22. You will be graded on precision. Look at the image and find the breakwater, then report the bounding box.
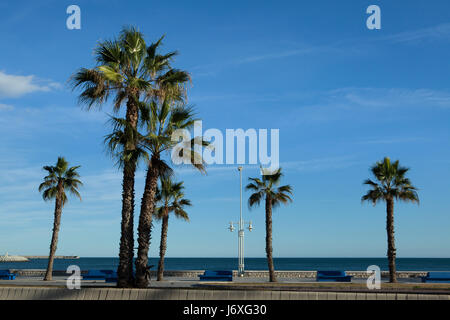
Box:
[24,256,80,259]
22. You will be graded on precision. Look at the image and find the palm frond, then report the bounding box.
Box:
[70,68,110,109]
[248,191,264,208]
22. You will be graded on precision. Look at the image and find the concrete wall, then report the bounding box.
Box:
[10,269,427,279]
[0,287,448,300]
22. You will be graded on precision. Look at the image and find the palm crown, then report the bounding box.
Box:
[246,168,293,208]
[106,97,207,173]
[154,178,192,221]
[71,27,189,110]
[104,115,148,168]
[141,98,207,171]
[362,157,419,205]
[38,157,82,206]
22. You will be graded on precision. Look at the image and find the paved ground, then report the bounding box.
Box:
[1,276,449,300]
[0,284,448,300]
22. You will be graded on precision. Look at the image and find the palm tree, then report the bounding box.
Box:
[246,167,293,282]
[134,98,207,287]
[71,27,189,287]
[39,157,82,281]
[362,157,419,283]
[154,178,191,281]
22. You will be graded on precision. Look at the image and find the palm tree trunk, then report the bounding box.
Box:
[117,162,136,287]
[386,198,397,283]
[135,155,160,288]
[157,212,169,281]
[44,185,63,281]
[265,196,276,282]
[117,96,139,288]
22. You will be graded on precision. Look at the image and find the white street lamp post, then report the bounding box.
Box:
[228,166,253,277]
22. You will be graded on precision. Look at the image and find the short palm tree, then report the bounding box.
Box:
[362,157,419,283]
[39,157,82,281]
[246,167,293,282]
[154,178,191,281]
[71,27,189,287]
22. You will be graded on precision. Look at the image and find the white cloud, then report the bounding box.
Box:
[0,71,60,98]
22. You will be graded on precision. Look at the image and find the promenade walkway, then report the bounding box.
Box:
[0,276,449,300]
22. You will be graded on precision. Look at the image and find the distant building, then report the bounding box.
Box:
[0,252,29,262]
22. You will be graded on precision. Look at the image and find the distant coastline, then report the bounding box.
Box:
[23,256,80,260]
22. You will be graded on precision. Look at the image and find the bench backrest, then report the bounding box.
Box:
[427,272,450,279]
[86,270,107,276]
[203,270,233,276]
[100,270,115,275]
[317,270,346,277]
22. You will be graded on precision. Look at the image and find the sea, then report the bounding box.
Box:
[1,257,450,271]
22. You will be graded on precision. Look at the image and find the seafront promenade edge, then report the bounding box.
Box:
[0,287,449,300]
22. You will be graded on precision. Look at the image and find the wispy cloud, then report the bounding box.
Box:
[174,157,360,176]
[0,165,124,226]
[385,23,450,44]
[196,196,239,203]
[0,103,13,110]
[233,47,321,64]
[282,156,361,172]
[355,137,427,145]
[331,87,450,109]
[0,71,60,98]
[191,22,450,79]
[190,44,338,78]
[283,87,450,125]
[0,104,108,141]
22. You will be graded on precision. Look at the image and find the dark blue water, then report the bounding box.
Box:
[1,258,450,271]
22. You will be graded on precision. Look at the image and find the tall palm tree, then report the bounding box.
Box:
[134,98,207,287]
[154,178,191,281]
[362,157,419,283]
[71,27,189,287]
[39,157,82,281]
[246,167,293,282]
[108,98,206,287]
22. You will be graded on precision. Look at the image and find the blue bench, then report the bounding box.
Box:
[316,270,353,282]
[0,270,16,280]
[83,270,110,280]
[421,272,450,283]
[199,270,233,282]
[105,271,118,283]
[103,271,139,283]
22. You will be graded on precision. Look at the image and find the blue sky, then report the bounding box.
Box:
[0,0,449,258]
